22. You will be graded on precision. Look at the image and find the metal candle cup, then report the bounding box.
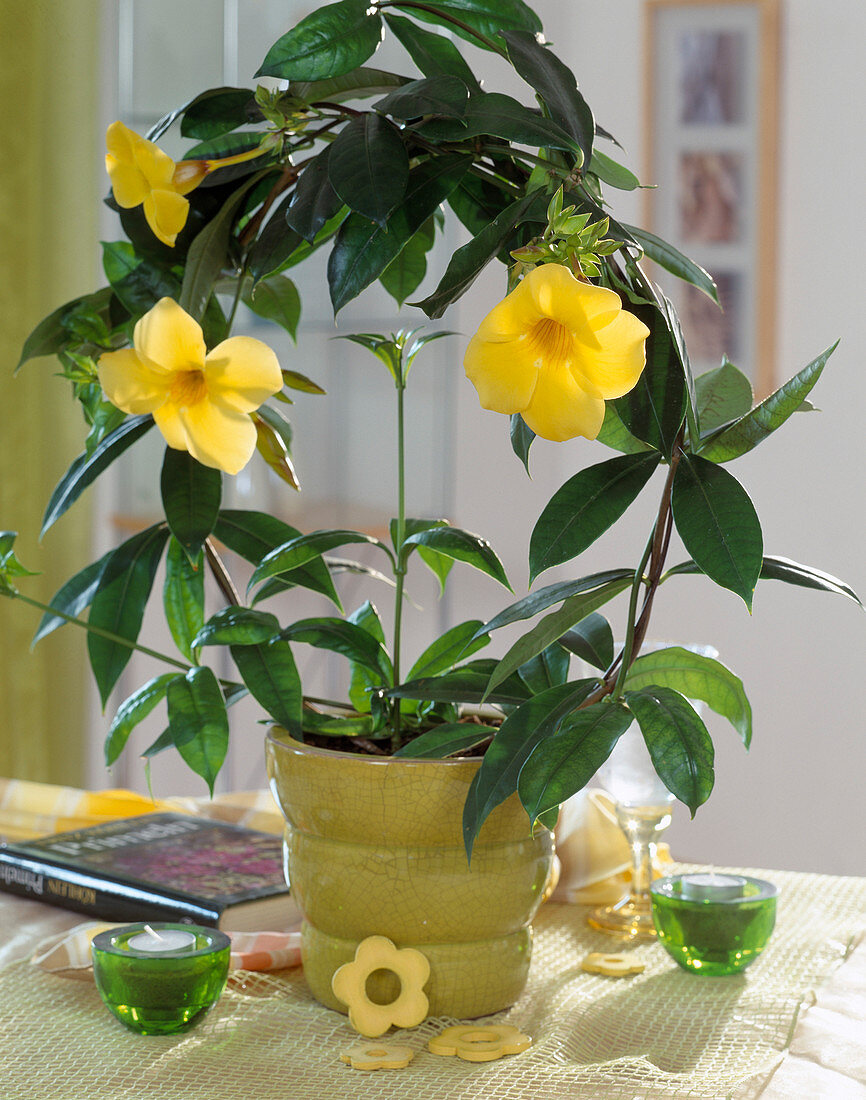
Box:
[650,875,778,976]
[91,922,230,1035]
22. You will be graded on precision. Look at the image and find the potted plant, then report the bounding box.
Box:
[2,0,859,1017]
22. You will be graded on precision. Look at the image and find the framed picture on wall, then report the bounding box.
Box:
[644,0,779,396]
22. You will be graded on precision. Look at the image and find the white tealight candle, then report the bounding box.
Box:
[679,873,748,902]
[126,925,198,953]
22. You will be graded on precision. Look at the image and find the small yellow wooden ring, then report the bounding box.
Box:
[428,1023,533,1063]
[331,935,430,1038]
[339,1041,415,1071]
[580,951,646,977]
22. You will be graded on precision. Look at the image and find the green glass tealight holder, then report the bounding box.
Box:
[91,923,231,1035]
[650,874,778,976]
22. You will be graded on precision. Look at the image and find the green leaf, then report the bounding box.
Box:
[87,525,170,706]
[623,224,719,304]
[104,673,179,766]
[695,360,754,436]
[588,149,640,190]
[464,678,599,855]
[328,154,470,313]
[231,638,303,737]
[214,509,340,608]
[516,643,570,696]
[393,723,495,759]
[328,114,409,228]
[756,556,864,607]
[501,30,593,164]
[194,606,281,647]
[300,709,377,737]
[698,344,837,462]
[558,612,614,671]
[407,620,489,680]
[290,65,410,103]
[417,91,581,153]
[625,686,715,814]
[281,616,392,681]
[417,545,454,594]
[248,197,303,283]
[244,274,301,340]
[346,600,387,713]
[375,75,469,119]
[518,701,633,822]
[33,552,112,644]
[384,14,480,87]
[167,667,229,794]
[478,570,635,637]
[672,454,763,610]
[389,658,532,707]
[257,0,383,81]
[417,189,546,318]
[160,448,222,561]
[404,526,511,589]
[285,151,344,243]
[163,539,205,662]
[394,0,542,48]
[624,646,752,748]
[510,414,535,474]
[179,174,264,320]
[250,529,392,591]
[484,579,632,697]
[181,87,255,139]
[613,303,686,458]
[102,242,182,315]
[379,215,436,306]
[595,402,654,455]
[529,452,660,582]
[281,369,326,395]
[17,288,114,370]
[42,416,154,536]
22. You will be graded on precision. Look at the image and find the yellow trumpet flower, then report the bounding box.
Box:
[105,121,271,247]
[98,298,282,475]
[464,264,650,442]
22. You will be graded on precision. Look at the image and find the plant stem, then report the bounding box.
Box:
[391,370,407,751]
[10,591,190,672]
[609,529,655,702]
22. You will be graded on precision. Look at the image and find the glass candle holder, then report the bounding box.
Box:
[91,923,231,1034]
[650,874,778,976]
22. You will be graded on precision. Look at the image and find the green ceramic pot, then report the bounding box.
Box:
[265,729,554,1019]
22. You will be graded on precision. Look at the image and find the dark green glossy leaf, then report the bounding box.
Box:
[328,154,470,313]
[558,612,614,670]
[518,701,633,822]
[613,303,686,458]
[214,510,340,608]
[249,197,304,283]
[257,0,383,81]
[667,555,864,611]
[88,525,170,705]
[695,360,754,436]
[384,13,480,87]
[626,686,715,815]
[231,638,303,737]
[393,723,495,759]
[595,402,654,455]
[393,0,541,49]
[698,344,837,462]
[163,538,205,662]
[251,529,392,591]
[104,673,178,766]
[328,114,409,227]
[418,546,454,594]
[404,526,510,589]
[389,659,531,706]
[285,152,343,244]
[181,87,255,139]
[624,646,752,748]
[464,678,599,855]
[33,552,112,644]
[516,643,570,696]
[160,448,222,561]
[194,606,281,647]
[529,452,660,582]
[623,224,719,304]
[42,416,154,536]
[672,454,763,610]
[656,288,699,445]
[417,189,544,318]
[407,620,489,680]
[446,170,513,236]
[245,274,301,339]
[379,215,436,306]
[484,579,632,697]
[417,91,580,153]
[375,75,469,119]
[501,30,593,164]
[477,570,634,637]
[102,242,181,315]
[17,287,114,370]
[347,601,387,713]
[168,667,229,794]
[281,616,392,681]
[510,414,535,474]
[290,65,410,103]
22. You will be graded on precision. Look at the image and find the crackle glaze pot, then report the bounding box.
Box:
[265,729,554,1019]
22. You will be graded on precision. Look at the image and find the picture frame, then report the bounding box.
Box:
[644,0,780,397]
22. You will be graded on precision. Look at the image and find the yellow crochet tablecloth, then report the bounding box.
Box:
[1,867,865,1100]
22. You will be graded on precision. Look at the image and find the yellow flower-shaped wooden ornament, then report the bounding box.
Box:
[339,1041,415,1072]
[331,935,430,1037]
[428,1024,532,1063]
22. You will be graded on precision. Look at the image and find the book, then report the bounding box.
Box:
[0,812,300,932]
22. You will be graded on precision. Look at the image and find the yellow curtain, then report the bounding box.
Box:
[0,1,101,782]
